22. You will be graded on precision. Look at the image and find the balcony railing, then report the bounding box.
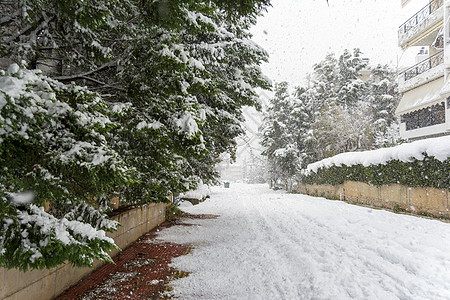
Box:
[398,0,443,35]
[401,50,444,81]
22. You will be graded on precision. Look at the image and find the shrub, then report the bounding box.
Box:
[302,154,449,189]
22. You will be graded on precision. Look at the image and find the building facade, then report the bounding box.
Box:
[397,0,450,139]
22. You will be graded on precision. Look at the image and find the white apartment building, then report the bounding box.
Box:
[397,0,450,139]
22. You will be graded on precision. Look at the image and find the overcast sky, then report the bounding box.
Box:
[239,0,431,161]
[251,0,430,87]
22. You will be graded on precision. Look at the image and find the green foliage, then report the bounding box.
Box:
[102,0,271,201]
[302,154,450,189]
[261,82,304,187]
[165,203,186,221]
[392,204,404,214]
[261,49,401,188]
[0,66,127,270]
[0,202,120,271]
[214,0,271,19]
[1,0,271,270]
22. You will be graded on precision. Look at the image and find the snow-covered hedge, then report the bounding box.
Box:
[302,136,450,188]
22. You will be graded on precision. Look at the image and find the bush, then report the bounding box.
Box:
[302,154,449,189]
[165,204,186,221]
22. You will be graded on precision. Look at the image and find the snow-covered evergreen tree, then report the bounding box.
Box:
[308,49,400,159]
[367,64,401,147]
[336,49,368,107]
[261,82,302,188]
[0,0,271,270]
[261,49,401,187]
[0,65,127,270]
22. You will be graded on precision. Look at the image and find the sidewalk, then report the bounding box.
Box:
[57,220,192,300]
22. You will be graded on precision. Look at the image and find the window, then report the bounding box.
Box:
[401,102,445,131]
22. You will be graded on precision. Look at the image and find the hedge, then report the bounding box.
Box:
[302,154,449,189]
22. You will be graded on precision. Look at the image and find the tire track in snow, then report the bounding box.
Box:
[260,193,450,299]
[248,194,366,299]
[239,193,316,300]
[156,184,450,300]
[277,195,448,299]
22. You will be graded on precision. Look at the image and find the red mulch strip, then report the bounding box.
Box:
[57,223,187,299]
[56,214,218,300]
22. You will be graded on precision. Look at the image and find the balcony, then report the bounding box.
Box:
[398,0,443,49]
[402,50,443,81]
[398,50,444,92]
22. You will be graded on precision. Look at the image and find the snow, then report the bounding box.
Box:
[7,191,34,205]
[173,111,200,137]
[398,64,444,94]
[178,201,194,208]
[136,120,163,130]
[156,184,450,299]
[111,102,132,114]
[59,141,113,166]
[188,57,205,71]
[306,135,450,174]
[91,40,112,58]
[17,205,115,251]
[7,63,20,74]
[0,65,122,169]
[183,181,210,200]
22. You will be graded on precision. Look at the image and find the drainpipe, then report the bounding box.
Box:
[445,0,450,81]
[446,0,450,128]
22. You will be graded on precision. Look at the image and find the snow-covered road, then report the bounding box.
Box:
[156,184,450,299]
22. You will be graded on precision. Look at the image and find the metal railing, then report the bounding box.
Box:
[401,50,444,81]
[398,0,443,35]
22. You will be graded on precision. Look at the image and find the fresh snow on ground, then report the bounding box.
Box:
[156,183,450,299]
[183,181,211,200]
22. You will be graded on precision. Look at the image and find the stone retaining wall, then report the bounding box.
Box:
[295,181,449,218]
[1,203,166,300]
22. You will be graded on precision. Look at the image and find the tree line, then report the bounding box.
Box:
[261,49,400,189]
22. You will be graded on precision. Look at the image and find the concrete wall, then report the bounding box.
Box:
[0,203,166,300]
[295,181,449,218]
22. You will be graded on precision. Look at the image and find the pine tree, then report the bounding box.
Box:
[261,82,302,188]
[367,64,401,147]
[307,49,399,159]
[260,49,401,187]
[336,49,368,107]
[0,65,127,270]
[0,0,271,269]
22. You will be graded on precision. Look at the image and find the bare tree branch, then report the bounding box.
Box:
[0,9,21,26]
[80,76,126,92]
[54,61,117,81]
[5,15,55,45]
